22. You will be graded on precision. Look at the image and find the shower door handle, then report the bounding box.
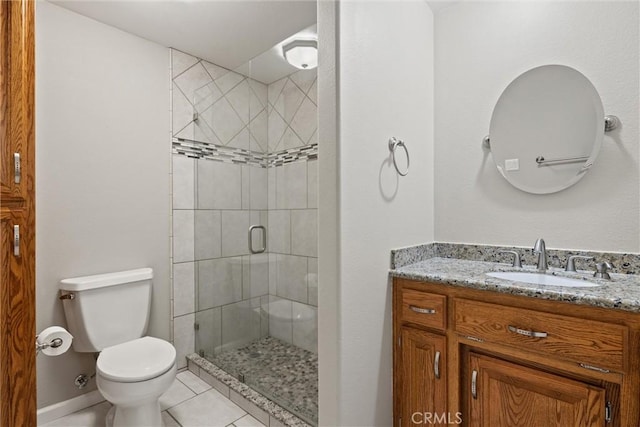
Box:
[248,225,267,254]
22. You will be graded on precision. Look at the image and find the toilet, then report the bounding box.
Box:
[59,268,176,427]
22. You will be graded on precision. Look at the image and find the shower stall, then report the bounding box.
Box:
[170,26,319,425]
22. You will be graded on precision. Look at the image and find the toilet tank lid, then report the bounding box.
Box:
[59,268,153,292]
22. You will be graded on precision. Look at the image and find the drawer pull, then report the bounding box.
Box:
[579,363,610,374]
[434,351,441,379]
[471,370,478,399]
[409,305,436,315]
[508,325,548,338]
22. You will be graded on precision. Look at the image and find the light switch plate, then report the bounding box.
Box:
[505,159,520,171]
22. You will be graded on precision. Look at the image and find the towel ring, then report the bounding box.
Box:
[389,137,409,176]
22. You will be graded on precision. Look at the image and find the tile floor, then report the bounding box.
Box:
[40,370,265,427]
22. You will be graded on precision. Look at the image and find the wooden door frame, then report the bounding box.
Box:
[0,0,36,425]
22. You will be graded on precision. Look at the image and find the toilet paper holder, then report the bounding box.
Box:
[35,336,63,355]
[36,326,73,356]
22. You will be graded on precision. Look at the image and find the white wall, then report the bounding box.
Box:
[35,1,170,408]
[334,1,435,424]
[434,1,640,252]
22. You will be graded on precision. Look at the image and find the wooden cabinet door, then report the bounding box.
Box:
[0,0,36,425]
[467,353,606,427]
[0,210,35,426]
[400,327,447,426]
[0,0,33,204]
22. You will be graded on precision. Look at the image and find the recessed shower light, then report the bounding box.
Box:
[282,39,318,70]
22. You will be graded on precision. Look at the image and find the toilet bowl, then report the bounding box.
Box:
[97,337,176,427]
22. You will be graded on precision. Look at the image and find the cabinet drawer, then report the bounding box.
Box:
[401,289,447,331]
[454,298,627,372]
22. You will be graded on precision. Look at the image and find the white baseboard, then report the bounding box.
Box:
[37,389,105,426]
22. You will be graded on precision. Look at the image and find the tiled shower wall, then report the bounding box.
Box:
[170,49,318,369]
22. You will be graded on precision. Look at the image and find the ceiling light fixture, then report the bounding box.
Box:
[282,39,318,70]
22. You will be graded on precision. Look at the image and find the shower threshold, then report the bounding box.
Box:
[187,337,317,427]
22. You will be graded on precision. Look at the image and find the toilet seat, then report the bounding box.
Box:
[97,336,176,383]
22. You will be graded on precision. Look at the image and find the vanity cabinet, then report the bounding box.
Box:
[395,288,450,427]
[393,278,640,427]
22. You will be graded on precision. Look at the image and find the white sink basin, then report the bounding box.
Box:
[487,271,600,288]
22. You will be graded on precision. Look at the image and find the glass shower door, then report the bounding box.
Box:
[191,63,270,370]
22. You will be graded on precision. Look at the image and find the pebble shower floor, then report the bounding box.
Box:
[208,337,318,425]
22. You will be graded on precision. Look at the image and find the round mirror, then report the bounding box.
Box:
[489,65,605,194]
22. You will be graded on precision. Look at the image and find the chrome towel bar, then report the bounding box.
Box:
[535,155,590,166]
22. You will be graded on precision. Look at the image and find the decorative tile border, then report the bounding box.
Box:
[187,353,312,427]
[172,138,266,166]
[391,242,640,274]
[267,143,318,167]
[173,137,317,168]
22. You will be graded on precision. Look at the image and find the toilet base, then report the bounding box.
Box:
[105,406,115,426]
[98,360,176,427]
[105,403,165,427]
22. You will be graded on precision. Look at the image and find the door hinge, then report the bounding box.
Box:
[605,401,612,423]
[398,417,401,427]
[398,336,401,347]
[194,322,200,331]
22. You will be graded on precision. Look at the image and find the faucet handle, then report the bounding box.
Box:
[499,250,522,268]
[565,255,594,272]
[593,261,614,280]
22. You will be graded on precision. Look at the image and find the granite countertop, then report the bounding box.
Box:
[390,257,640,313]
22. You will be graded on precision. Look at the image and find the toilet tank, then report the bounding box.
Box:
[59,268,153,352]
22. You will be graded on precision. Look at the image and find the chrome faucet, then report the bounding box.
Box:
[533,238,548,271]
